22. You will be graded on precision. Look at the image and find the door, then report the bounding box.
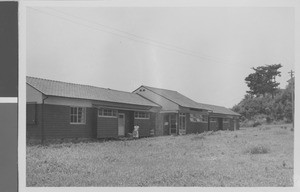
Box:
[233,119,237,131]
[178,113,186,135]
[169,114,177,135]
[218,118,223,130]
[118,113,125,136]
[163,114,169,135]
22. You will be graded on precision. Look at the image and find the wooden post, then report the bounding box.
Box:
[41,95,48,145]
[288,70,294,128]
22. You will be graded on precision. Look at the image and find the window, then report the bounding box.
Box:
[134,112,150,119]
[98,108,117,117]
[70,107,86,124]
[223,118,230,123]
[190,113,208,123]
[210,117,217,122]
[190,113,199,122]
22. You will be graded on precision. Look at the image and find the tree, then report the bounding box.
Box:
[281,77,294,122]
[232,67,294,125]
[245,64,282,97]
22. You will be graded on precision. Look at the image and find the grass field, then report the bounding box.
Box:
[26,124,294,187]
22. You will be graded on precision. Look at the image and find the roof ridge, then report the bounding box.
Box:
[141,85,213,111]
[142,85,204,104]
[199,102,229,108]
[142,85,179,93]
[198,102,240,115]
[27,76,136,95]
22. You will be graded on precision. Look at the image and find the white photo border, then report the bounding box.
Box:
[19,1,300,192]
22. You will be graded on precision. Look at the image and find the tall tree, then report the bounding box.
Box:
[245,64,282,97]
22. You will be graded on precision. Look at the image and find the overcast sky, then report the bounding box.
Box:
[26,6,294,108]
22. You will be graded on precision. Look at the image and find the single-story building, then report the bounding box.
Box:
[26,77,240,140]
[26,76,160,140]
[133,85,240,136]
[199,103,240,131]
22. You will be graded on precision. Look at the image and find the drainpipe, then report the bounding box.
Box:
[41,95,48,145]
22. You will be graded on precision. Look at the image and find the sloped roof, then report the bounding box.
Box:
[199,103,240,116]
[141,85,212,111]
[27,76,158,107]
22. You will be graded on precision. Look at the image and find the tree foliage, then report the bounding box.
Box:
[232,77,294,124]
[245,64,282,97]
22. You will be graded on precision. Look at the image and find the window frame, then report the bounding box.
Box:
[134,111,150,119]
[202,115,208,123]
[70,106,86,124]
[98,108,118,118]
[223,118,230,123]
[179,113,186,131]
[189,113,208,123]
[210,117,217,122]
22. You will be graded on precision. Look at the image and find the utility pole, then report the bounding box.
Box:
[288,70,294,128]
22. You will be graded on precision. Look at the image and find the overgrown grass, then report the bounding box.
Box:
[27,124,294,187]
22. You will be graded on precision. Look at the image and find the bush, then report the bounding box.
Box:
[241,115,266,127]
[266,117,272,124]
[252,121,261,127]
[245,145,270,154]
[240,119,255,127]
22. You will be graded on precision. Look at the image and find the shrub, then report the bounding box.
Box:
[266,117,272,124]
[252,121,261,127]
[245,145,270,154]
[240,119,254,127]
[241,118,263,128]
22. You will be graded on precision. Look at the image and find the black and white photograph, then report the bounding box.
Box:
[23,0,297,188]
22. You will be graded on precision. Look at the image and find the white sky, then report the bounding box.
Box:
[26,6,295,108]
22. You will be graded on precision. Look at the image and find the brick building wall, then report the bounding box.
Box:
[186,113,208,134]
[223,121,231,130]
[209,120,219,131]
[134,113,156,137]
[27,104,97,139]
[97,116,118,138]
[155,113,164,136]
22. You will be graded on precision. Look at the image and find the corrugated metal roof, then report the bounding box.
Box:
[142,86,212,111]
[27,76,159,107]
[199,103,240,116]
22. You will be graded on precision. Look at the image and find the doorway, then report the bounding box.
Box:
[233,119,237,130]
[169,114,177,135]
[118,113,125,136]
[218,118,223,130]
[178,113,186,135]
